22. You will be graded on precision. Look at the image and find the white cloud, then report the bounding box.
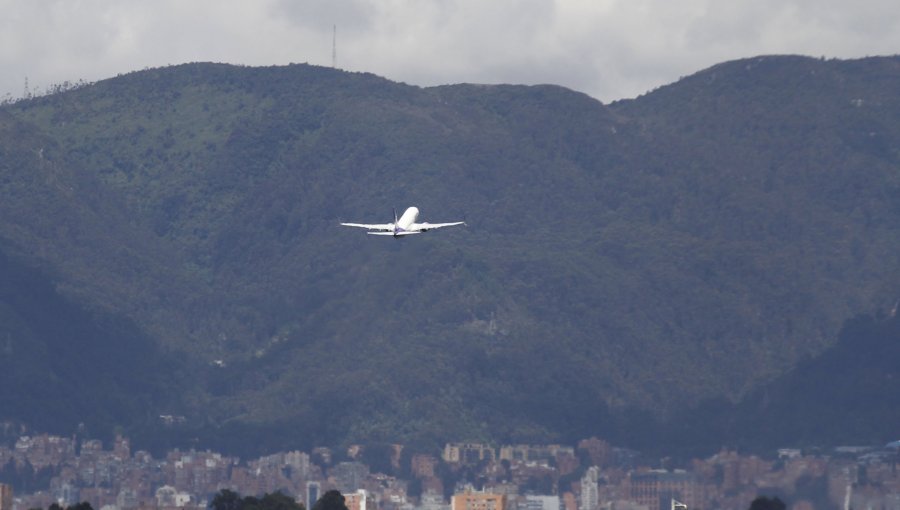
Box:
[0,0,898,103]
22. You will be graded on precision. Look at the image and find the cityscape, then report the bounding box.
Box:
[1,433,898,510]
[2,6,899,510]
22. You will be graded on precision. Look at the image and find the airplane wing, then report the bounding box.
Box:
[340,222,394,231]
[411,221,466,231]
[367,231,422,236]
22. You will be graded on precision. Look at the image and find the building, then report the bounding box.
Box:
[117,488,139,510]
[286,451,311,479]
[333,462,370,493]
[451,490,505,510]
[55,481,80,507]
[344,489,371,510]
[577,439,612,469]
[580,467,600,510]
[419,491,450,510]
[525,495,561,510]
[625,471,706,510]
[155,485,191,508]
[443,444,496,464]
[499,445,574,466]
[0,484,12,510]
[411,455,438,479]
[307,481,321,508]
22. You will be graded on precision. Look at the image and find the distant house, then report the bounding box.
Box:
[451,489,506,510]
[443,444,496,465]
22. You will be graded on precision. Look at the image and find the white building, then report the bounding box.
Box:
[419,491,450,510]
[155,485,192,507]
[580,467,599,510]
[525,495,561,510]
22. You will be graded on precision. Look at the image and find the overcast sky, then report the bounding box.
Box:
[2,0,899,103]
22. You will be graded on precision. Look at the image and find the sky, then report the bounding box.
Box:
[2,0,899,103]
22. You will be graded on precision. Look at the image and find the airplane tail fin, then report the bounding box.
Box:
[393,207,398,225]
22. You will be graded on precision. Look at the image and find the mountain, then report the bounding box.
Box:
[0,56,898,455]
[0,110,192,437]
[737,311,900,447]
[660,311,900,454]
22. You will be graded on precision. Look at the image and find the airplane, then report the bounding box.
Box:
[340,207,465,237]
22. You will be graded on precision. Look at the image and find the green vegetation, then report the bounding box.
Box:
[312,491,348,510]
[211,490,305,510]
[749,497,786,510]
[0,56,898,456]
[645,311,900,456]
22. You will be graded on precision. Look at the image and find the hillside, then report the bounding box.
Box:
[659,311,900,454]
[0,56,898,454]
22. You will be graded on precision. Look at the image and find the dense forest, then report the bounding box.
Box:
[0,55,897,456]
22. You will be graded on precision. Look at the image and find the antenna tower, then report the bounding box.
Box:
[332,25,337,68]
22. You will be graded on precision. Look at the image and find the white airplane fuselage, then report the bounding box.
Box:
[340,206,465,237]
[395,207,420,232]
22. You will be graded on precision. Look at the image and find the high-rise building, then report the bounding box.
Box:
[580,467,599,510]
[307,481,321,508]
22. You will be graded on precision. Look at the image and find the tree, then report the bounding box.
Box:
[360,442,396,476]
[211,489,244,510]
[749,496,786,510]
[260,492,304,510]
[209,490,305,510]
[312,490,348,510]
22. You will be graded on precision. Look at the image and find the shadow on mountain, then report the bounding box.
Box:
[0,245,186,439]
[657,312,900,456]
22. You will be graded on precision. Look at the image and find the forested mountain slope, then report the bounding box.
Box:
[1,56,897,454]
[661,312,900,454]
